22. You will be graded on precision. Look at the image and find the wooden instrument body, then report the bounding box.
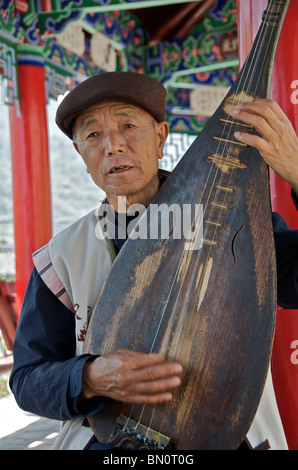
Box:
[84,1,289,450]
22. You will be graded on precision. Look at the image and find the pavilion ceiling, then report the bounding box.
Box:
[1,0,239,134]
[132,0,216,43]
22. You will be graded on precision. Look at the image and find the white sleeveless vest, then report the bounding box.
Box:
[32,203,288,450]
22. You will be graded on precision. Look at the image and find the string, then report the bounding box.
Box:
[166,0,283,381]
[205,0,282,248]
[125,0,276,437]
[125,0,284,440]
[152,0,277,353]
[135,0,280,439]
[161,0,278,352]
[203,0,276,213]
[164,0,282,360]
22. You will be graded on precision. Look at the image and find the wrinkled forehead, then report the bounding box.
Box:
[74,100,152,131]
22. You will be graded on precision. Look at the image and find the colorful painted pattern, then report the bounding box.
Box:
[0,0,238,132]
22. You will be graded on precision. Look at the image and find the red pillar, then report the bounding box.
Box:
[237,0,298,450]
[269,1,298,451]
[9,45,52,317]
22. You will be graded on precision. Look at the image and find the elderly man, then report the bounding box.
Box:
[10,72,298,450]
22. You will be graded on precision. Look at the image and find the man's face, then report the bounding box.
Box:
[73,100,169,209]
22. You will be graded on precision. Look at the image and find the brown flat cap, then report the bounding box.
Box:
[55,71,167,139]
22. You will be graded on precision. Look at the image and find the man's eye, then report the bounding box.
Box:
[124,123,135,129]
[87,132,99,139]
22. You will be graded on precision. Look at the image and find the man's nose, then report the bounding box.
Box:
[103,129,125,156]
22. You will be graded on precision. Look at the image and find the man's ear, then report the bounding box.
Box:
[73,141,80,155]
[157,121,169,159]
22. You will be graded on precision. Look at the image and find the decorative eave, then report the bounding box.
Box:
[0,0,239,133]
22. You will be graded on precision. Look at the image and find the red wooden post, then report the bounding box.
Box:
[237,0,298,450]
[9,45,52,318]
[269,0,298,451]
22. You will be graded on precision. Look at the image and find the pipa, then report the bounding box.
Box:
[84,0,290,450]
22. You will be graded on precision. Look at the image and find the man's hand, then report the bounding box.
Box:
[231,99,298,196]
[81,349,183,404]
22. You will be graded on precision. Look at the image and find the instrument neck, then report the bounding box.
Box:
[238,0,290,98]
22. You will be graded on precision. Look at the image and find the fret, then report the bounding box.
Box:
[213,136,248,147]
[216,185,235,193]
[202,238,219,247]
[205,220,223,228]
[220,118,253,129]
[211,202,229,211]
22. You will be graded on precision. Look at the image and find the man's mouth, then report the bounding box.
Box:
[109,165,131,174]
